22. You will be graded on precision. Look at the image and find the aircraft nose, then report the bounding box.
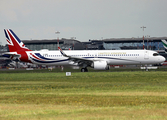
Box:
[162,56,166,62]
[159,56,166,62]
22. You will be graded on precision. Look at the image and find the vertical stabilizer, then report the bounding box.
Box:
[161,40,167,52]
[4,29,31,52]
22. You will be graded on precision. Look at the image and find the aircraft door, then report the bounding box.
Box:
[94,52,98,58]
[144,51,149,59]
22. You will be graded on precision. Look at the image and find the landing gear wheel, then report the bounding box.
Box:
[81,68,84,72]
[81,68,88,72]
[85,68,88,72]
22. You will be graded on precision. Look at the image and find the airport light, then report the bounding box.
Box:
[55,31,60,47]
[146,35,150,50]
[140,26,146,49]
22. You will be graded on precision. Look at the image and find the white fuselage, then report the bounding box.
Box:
[26,49,165,66]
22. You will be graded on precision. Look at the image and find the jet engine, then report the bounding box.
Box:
[91,61,109,70]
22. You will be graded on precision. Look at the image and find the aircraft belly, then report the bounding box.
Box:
[107,57,141,65]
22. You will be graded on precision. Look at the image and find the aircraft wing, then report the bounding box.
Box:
[58,47,93,66]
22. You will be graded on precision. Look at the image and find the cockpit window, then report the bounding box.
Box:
[153,53,159,56]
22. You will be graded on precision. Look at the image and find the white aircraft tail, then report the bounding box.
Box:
[161,40,167,52]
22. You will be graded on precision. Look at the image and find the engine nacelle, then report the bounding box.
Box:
[91,61,109,70]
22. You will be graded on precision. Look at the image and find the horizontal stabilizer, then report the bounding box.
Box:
[3,52,21,58]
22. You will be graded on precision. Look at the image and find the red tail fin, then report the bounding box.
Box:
[4,29,31,52]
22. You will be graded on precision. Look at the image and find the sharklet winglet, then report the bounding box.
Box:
[58,47,68,57]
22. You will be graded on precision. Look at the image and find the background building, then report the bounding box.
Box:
[93,37,167,51]
[23,38,85,50]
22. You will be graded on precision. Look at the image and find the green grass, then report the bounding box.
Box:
[0,71,167,119]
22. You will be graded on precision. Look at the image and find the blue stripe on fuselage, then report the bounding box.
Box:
[34,53,57,60]
[30,57,69,63]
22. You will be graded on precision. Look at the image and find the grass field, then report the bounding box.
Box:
[0,70,167,120]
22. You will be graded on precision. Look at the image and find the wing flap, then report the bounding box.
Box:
[58,47,93,66]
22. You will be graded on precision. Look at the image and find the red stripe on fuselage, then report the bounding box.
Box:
[30,53,43,61]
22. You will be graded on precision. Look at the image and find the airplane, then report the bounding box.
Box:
[3,29,165,72]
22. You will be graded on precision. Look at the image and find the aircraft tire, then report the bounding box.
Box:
[81,68,88,72]
[81,68,84,72]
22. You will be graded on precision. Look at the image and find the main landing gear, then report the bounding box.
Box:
[81,68,88,72]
